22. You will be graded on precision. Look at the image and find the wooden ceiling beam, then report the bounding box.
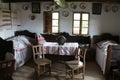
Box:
[2,0,120,3]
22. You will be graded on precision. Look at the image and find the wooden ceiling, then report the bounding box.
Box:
[2,0,120,3]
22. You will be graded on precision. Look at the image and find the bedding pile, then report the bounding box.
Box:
[97,40,118,53]
[7,36,33,68]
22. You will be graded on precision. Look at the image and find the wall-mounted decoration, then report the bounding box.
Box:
[70,3,77,9]
[92,3,102,15]
[44,3,51,10]
[50,5,60,11]
[62,11,69,17]
[11,11,17,26]
[0,3,2,9]
[112,5,118,13]
[22,4,29,10]
[104,5,111,12]
[0,9,12,30]
[79,3,86,9]
[32,2,41,13]
[30,14,36,20]
[0,3,9,10]
[54,5,60,10]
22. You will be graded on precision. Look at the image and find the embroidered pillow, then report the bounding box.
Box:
[38,35,46,44]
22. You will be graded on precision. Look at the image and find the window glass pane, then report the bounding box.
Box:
[82,21,88,27]
[52,20,58,26]
[73,13,89,35]
[52,12,59,19]
[82,14,88,20]
[73,28,80,34]
[81,28,88,34]
[74,21,80,28]
[52,12,59,33]
[52,27,58,33]
[74,13,80,20]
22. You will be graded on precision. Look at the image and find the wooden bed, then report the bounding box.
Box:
[14,30,38,45]
[0,30,38,69]
[42,35,91,61]
[93,33,120,76]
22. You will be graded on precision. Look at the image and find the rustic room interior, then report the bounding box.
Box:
[0,0,120,80]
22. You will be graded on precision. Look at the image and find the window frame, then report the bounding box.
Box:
[52,11,60,33]
[72,12,90,35]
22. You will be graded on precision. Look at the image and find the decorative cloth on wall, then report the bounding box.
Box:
[0,9,12,30]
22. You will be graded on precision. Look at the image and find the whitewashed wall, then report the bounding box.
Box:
[15,2,120,36]
[0,1,120,39]
[0,0,18,39]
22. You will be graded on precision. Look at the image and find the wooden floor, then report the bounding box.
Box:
[12,60,105,80]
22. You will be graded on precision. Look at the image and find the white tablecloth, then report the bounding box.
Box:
[43,42,79,55]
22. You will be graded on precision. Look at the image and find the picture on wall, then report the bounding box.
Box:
[92,3,102,15]
[32,2,41,13]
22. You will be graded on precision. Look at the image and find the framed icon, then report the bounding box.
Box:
[92,3,102,15]
[32,2,41,13]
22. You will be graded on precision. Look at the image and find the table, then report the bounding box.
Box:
[43,42,79,56]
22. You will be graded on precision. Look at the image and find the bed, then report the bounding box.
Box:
[0,30,38,69]
[38,34,91,61]
[93,33,120,75]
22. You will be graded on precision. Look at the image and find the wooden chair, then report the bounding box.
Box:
[32,44,52,79]
[65,47,87,80]
[0,59,15,80]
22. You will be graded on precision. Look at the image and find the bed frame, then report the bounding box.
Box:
[44,35,91,62]
[93,33,120,78]
[106,45,120,77]
[93,33,119,44]
[15,30,38,45]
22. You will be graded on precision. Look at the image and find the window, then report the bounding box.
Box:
[43,11,59,33]
[73,12,89,35]
[52,12,59,33]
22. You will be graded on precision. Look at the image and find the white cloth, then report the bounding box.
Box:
[96,40,118,74]
[7,35,33,68]
[43,42,79,55]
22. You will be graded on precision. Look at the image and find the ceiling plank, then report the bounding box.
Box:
[2,0,120,3]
